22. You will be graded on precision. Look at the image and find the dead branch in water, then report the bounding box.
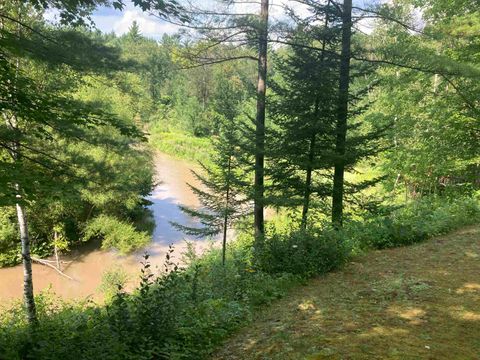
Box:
[31,257,75,281]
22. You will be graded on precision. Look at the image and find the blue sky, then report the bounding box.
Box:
[44,0,180,38]
[46,0,317,38]
[90,2,180,38]
[45,0,384,39]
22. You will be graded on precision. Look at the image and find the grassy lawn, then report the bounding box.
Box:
[213,225,480,359]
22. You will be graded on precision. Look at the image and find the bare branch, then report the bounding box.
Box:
[31,257,75,280]
[178,55,257,69]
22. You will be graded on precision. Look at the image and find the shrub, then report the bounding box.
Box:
[83,215,150,254]
[0,208,19,267]
[99,266,129,300]
[257,228,351,277]
[0,247,299,360]
[2,196,478,359]
[349,196,480,250]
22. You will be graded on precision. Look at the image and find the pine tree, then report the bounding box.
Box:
[269,0,386,227]
[331,0,353,227]
[127,20,142,41]
[253,0,269,243]
[171,0,270,243]
[268,4,341,229]
[171,116,248,265]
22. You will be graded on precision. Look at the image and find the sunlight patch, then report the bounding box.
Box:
[461,311,480,321]
[298,300,316,311]
[449,306,480,321]
[464,251,479,258]
[359,326,409,338]
[456,283,480,294]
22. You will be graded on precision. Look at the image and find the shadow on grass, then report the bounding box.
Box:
[214,226,480,360]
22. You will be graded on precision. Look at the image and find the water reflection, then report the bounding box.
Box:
[0,153,211,303]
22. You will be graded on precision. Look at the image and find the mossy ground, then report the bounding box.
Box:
[214,225,480,359]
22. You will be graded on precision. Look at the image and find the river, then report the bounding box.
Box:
[0,153,212,304]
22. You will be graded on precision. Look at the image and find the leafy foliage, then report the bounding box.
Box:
[0,249,297,359]
[257,228,350,277]
[0,4,154,265]
[346,196,480,250]
[83,215,151,254]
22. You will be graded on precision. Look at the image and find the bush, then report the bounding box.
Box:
[257,228,351,277]
[348,196,480,250]
[83,215,150,254]
[0,208,19,267]
[99,266,130,300]
[0,246,299,360]
[2,196,478,359]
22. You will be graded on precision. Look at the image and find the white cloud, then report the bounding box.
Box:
[43,9,59,23]
[230,0,310,20]
[112,9,179,37]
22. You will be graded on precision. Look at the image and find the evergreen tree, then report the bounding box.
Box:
[173,0,270,242]
[268,5,341,229]
[253,0,269,243]
[127,20,142,41]
[331,0,353,227]
[269,1,385,227]
[171,117,248,265]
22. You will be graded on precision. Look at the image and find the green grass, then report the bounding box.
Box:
[149,130,213,164]
[213,225,480,359]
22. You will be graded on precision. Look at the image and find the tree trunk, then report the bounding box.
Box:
[222,156,232,266]
[254,0,269,243]
[16,201,37,325]
[332,0,352,227]
[301,98,320,230]
[284,0,332,229]
[301,4,330,230]
[54,230,60,271]
[5,6,38,325]
[221,216,228,266]
[301,133,316,230]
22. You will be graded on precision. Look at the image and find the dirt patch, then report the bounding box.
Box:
[213,226,480,359]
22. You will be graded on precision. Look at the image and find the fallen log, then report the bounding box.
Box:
[31,257,75,281]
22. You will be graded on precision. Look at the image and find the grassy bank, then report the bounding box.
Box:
[149,129,213,164]
[1,197,479,359]
[214,225,480,359]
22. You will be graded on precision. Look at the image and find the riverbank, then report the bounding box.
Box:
[149,130,213,164]
[0,153,209,304]
[2,196,479,359]
[214,225,480,359]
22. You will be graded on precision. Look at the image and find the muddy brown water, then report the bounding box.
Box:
[0,153,214,305]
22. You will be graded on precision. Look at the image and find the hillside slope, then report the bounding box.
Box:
[214,225,480,359]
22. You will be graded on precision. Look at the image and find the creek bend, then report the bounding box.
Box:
[0,153,210,303]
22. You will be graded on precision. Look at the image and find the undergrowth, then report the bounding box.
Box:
[345,196,480,250]
[83,215,151,254]
[1,195,479,359]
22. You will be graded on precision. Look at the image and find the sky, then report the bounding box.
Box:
[44,0,382,39]
[88,0,312,38]
[89,3,179,38]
